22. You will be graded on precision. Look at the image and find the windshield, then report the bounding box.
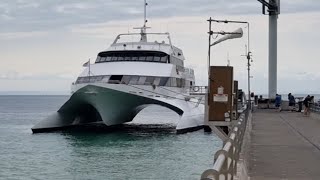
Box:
[95,51,169,63]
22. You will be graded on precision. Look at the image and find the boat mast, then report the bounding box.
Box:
[144,0,147,29]
[133,0,150,42]
[137,0,149,42]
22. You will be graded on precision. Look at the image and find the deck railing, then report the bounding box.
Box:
[201,108,249,180]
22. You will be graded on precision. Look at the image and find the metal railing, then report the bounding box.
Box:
[201,109,249,180]
[310,105,320,113]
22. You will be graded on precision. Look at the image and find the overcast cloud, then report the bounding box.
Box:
[1,0,320,32]
[1,0,320,94]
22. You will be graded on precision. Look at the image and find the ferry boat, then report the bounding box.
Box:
[32,1,205,133]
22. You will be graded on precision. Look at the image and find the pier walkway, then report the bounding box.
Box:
[246,110,320,179]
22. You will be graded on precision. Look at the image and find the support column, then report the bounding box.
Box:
[268,14,277,99]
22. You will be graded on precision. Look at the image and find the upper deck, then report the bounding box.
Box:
[106,33,185,60]
[77,32,195,86]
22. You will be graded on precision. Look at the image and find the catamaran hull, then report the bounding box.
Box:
[32,85,204,133]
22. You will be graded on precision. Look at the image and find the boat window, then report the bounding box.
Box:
[184,80,190,87]
[159,77,169,86]
[146,56,153,62]
[138,76,147,85]
[122,76,131,84]
[111,55,118,61]
[129,76,139,84]
[145,77,155,85]
[105,56,111,62]
[132,56,138,61]
[160,56,167,63]
[101,76,110,82]
[109,75,123,84]
[118,55,124,61]
[89,76,97,83]
[139,56,146,61]
[75,75,189,87]
[171,78,177,87]
[76,77,82,84]
[154,77,161,86]
[124,55,131,61]
[170,56,184,66]
[154,56,161,62]
[164,78,171,86]
[177,65,184,72]
[96,76,104,82]
[96,51,169,64]
[100,57,107,62]
[177,78,182,87]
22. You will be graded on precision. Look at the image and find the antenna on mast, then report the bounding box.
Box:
[144,0,147,28]
[134,0,150,42]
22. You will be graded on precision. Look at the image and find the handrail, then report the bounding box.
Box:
[112,32,171,44]
[310,105,320,113]
[201,108,249,180]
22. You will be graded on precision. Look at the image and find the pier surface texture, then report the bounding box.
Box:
[246,109,320,179]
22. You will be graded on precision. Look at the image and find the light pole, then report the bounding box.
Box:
[208,19,252,108]
[206,17,243,124]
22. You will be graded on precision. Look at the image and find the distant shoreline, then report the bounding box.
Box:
[0,91,69,96]
[1,92,319,98]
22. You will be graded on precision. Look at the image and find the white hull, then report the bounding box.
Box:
[32,83,204,133]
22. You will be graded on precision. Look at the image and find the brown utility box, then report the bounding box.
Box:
[208,66,234,121]
[233,81,238,119]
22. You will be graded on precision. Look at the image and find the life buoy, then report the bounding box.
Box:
[193,86,200,92]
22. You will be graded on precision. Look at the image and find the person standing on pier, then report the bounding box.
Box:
[303,95,314,116]
[288,93,296,111]
[275,94,282,112]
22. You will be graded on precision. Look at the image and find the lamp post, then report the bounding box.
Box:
[208,19,251,108]
[206,17,244,124]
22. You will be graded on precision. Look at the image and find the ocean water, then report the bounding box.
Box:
[0,95,221,180]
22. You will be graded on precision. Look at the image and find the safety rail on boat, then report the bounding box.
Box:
[189,86,208,95]
[200,108,249,180]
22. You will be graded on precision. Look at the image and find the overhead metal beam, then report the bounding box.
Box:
[257,0,279,14]
[257,0,273,9]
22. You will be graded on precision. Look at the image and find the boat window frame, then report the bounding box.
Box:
[96,51,170,64]
[75,75,189,88]
[129,76,139,84]
[122,75,131,84]
[153,77,161,86]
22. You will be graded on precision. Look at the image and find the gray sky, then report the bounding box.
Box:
[1,0,320,94]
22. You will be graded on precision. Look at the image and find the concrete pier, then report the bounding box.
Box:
[245,110,320,179]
